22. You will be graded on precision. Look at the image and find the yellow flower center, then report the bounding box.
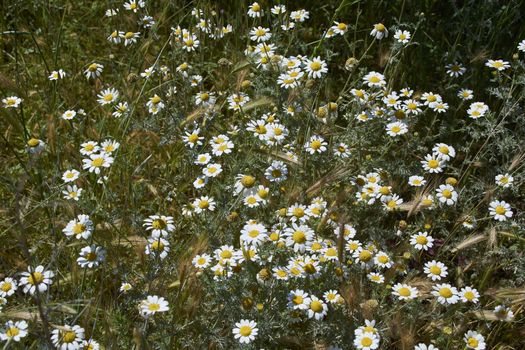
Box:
[468,337,479,347]
[442,189,452,198]
[359,250,372,261]
[88,63,98,72]
[464,291,475,300]
[239,325,252,336]
[378,255,389,264]
[148,303,160,311]
[292,230,306,244]
[198,200,209,209]
[439,287,453,298]
[85,252,97,261]
[91,157,105,167]
[188,134,199,143]
[361,337,373,347]
[495,205,506,215]
[429,266,441,275]
[27,138,40,147]
[310,300,323,312]
[1,282,12,292]
[73,223,86,234]
[398,287,411,297]
[28,272,43,285]
[293,295,303,305]
[369,76,380,84]
[151,96,161,104]
[62,331,77,343]
[248,230,260,238]
[337,23,347,31]
[310,140,322,150]
[6,327,20,337]
[220,250,232,259]
[416,235,428,245]
[151,241,164,251]
[375,23,385,31]
[428,159,439,168]
[310,61,322,71]
[103,93,114,102]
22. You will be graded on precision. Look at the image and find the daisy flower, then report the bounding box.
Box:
[354,332,380,349]
[120,283,133,293]
[2,96,22,108]
[495,173,513,188]
[410,232,434,251]
[77,245,106,268]
[124,0,145,12]
[19,265,54,295]
[50,325,85,349]
[0,278,17,297]
[433,143,455,161]
[432,283,459,305]
[192,254,212,269]
[485,59,510,71]
[458,88,474,100]
[446,62,466,77]
[193,196,216,213]
[61,109,77,120]
[385,121,408,137]
[394,29,411,43]
[62,184,83,201]
[307,296,328,320]
[424,260,448,281]
[305,135,327,154]
[421,154,445,173]
[414,344,439,350]
[232,319,258,344]
[0,320,28,342]
[63,214,93,239]
[203,163,222,178]
[182,128,204,148]
[436,184,458,205]
[392,283,418,301]
[459,286,480,303]
[363,71,386,87]
[97,88,119,105]
[514,38,525,53]
[240,222,268,247]
[288,289,311,310]
[489,200,513,221]
[494,305,514,321]
[250,26,271,42]
[265,160,288,182]
[227,93,250,111]
[247,2,263,18]
[48,69,66,80]
[62,169,80,183]
[370,23,388,39]
[408,175,426,187]
[464,331,486,350]
[284,223,314,252]
[26,138,46,154]
[82,153,114,174]
[305,56,328,78]
[140,295,169,316]
[84,63,103,79]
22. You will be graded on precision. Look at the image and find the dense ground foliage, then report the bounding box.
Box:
[1,0,525,349]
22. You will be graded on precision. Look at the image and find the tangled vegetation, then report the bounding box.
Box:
[1,0,525,349]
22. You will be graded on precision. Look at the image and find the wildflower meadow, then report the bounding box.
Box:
[1,0,525,349]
